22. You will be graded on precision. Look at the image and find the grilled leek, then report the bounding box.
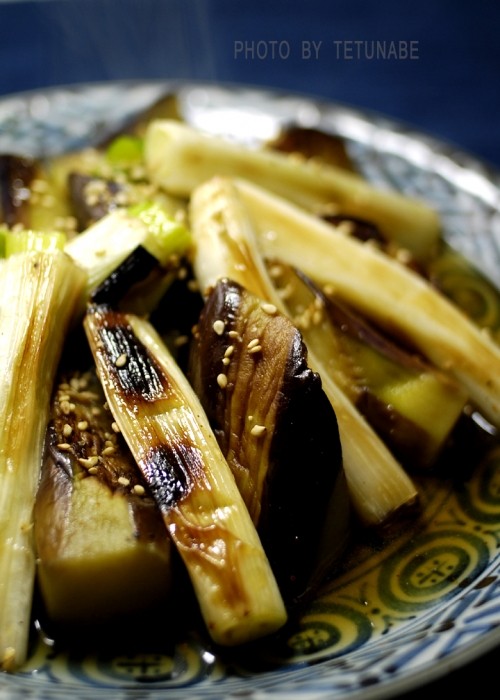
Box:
[190,277,350,602]
[235,178,500,429]
[189,177,418,526]
[0,232,86,671]
[34,367,172,628]
[65,201,191,300]
[272,264,468,469]
[84,305,287,646]
[144,119,441,260]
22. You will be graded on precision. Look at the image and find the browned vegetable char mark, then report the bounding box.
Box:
[86,304,204,512]
[190,278,349,603]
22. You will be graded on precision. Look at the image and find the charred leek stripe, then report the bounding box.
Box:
[144,119,441,260]
[0,237,86,671]
[65,202,191,297]
[235,179,500,428]
[189,177,418,525]
[84,306,287,646]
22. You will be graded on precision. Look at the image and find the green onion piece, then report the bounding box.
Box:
[128,201,191,265]
[5,230,66,257]
[106,135,143,167]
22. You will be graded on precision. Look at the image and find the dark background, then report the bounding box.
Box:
[0,0,499,697]
[0,0,499,167]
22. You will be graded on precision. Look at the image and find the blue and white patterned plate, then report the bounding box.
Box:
[1,80,500,700]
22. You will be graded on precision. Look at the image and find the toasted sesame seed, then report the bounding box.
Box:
[250,424,267,437]
[111,422,120,433]
[228,330,240,339]
[173,334,189,347]
[115,353,128,368]
[77,421,89,431]
[217,373,228,389]
[224,345,235,358]
[247,338,260,349]
[60,401,73,415]
[63,424,73,438]
[118,476,130,486]
[222,357,230,366]
[261,303,277,315]
[57,443,71,451]
[213,319,225,335]
[248,345,262,354]
[78,456,99,469]
[133,484,146,496]
[101,446,115,456]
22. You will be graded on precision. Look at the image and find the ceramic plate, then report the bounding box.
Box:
[1,80,500,700]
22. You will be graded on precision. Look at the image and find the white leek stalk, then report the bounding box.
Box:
[235,178,500,429]
[189,177,418,525]
[84,306,287,646]
[0,233,86,671]
[144,119,441,260]
[65,201,191,297]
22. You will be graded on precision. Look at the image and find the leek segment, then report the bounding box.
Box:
[144,119,441,260]
[65,203,191,298]
[189,177,418,526]
[84,307,287,646]
[0,246,86,671]
[235,179,500,429]
[274,265,468,469]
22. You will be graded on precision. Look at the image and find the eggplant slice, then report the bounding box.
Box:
[34,367,173,628]
[189,278,351,604]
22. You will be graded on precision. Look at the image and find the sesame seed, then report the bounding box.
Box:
[250,424,267,437]
[224,345,235,358]
[228,330,240,339]
[88,467,98,475]
[57,443,71,451]
[247,338,260,349]
[111,422,120,433]
[115,353,128,368]
[261,303,277,315]
[63,424,73,438]
[77,421,89,431]
[222,357,230,366]
[173,334,189,347]
[118,476,130,486]
[101,446,115,456]
[213,320,225,335]
[78,456,99,469]
[60,401,73,415]
[133,484,146,496]
[248,345,262,354]
[59,394,71,402]
[217,373,228,389]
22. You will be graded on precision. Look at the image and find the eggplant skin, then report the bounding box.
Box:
[190,278,349,603]
[0,154,37,227]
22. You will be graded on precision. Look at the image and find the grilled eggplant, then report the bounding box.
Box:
[189,177,418,527]
[272,265,467,469]
[34,368,173,629]
[189,278,350,603]
[235,178,500,430]
[0,155,72,233]
[84,305,287,646]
